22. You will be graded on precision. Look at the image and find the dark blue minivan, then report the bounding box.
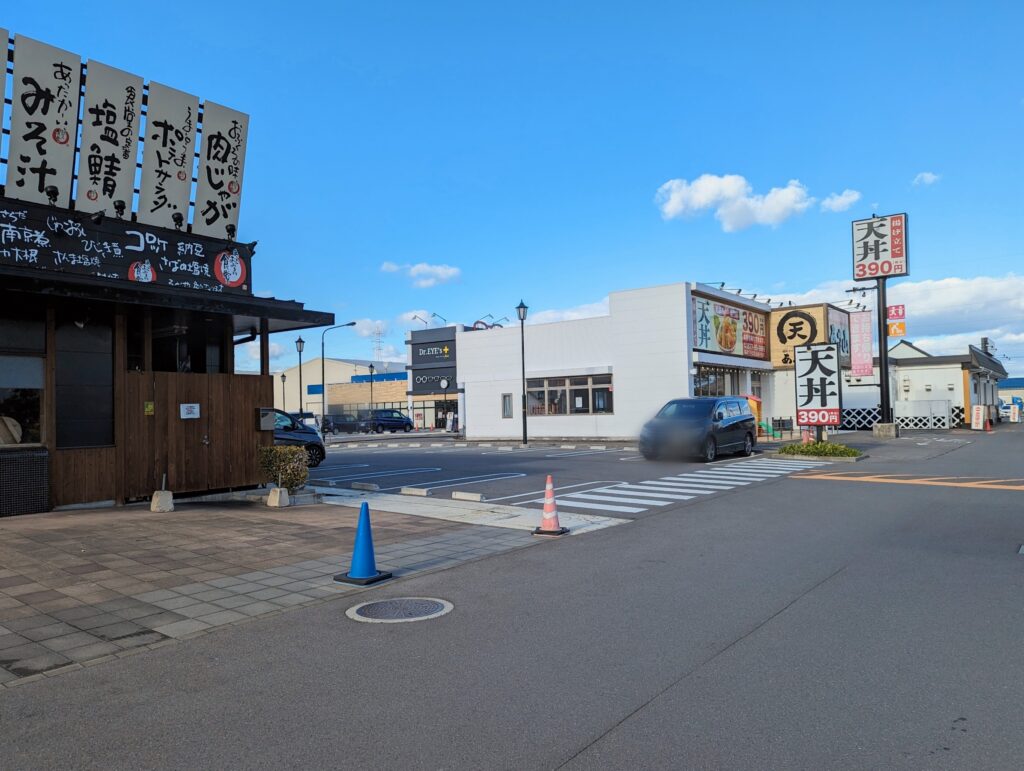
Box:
[639,397,756,462]
[271,409,325,467]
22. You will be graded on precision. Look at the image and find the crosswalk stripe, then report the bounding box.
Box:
[621,483,713,496]
[747,460,826,468]
[565,492,672,506]
[599,487,694,501]
[699,470,784,480]
[535,498,646,514]
[673,475,748,486]
[713,467,789,476]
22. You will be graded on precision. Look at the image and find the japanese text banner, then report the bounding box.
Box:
[138,82,198,230]
[192,102,249,240]
[76,61,143,217]
[850,311,873,377]
[7,36,82,208]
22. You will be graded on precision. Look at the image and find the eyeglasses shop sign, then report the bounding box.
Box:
[412,340,455,366]
[411,367,457,394]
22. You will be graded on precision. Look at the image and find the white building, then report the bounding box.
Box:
[457,282,773,440]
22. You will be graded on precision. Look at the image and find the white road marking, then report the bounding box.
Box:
[563,492,672,507]
[544,449,617,458]
[498,481,626,503]
[599,487,694,501]
[532,498,646,514]
[313,467,441,482]
[669,475,745,487]
[698,470,786,480]
[632,482,717,495]
[383,472,527,492]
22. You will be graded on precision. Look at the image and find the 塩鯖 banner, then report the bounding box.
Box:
[76,60,143,217]
[7,36,82,207]
[138,82,198,230]
[192,102,249,240]
[850,311,874,378]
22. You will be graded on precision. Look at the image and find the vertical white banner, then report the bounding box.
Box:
[192,101,248,240]
[7,36,82,207]
[0,30,7,150]
[849,311,874,378]
[138,82,198,230]
[76,60,143,218]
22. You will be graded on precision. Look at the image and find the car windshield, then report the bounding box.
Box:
[658,400,713,418]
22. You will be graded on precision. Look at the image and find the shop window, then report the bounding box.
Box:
[525,375,613,416]
[0,356,43,445]
[56,308,113,448]
[501,393,513,419]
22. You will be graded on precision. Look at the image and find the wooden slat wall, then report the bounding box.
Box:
[50,448,117,507]
[122,372,272,499]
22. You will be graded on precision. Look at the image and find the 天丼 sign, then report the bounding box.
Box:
[887,305,906,321]
[850,311,874,378]
[852,213,908,280]
[691,295,768,360]
[7,36,82,208]
[794,343,842,426]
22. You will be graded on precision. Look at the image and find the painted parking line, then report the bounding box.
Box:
[382,472,527,492]
[311,467,441,483]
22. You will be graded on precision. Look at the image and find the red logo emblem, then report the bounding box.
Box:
[177,170,188,181]
[128,261,157,283]
[51,127,70,145]
[213,250,247,288]
[227,180,240,195]
[86,190,99,201]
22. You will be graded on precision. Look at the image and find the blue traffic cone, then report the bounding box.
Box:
[334,502,393,585]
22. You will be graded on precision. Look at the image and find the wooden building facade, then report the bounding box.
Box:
[0,213,331,514]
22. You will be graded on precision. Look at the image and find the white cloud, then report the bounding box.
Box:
[244,341,284,363]
[379,262,461,288]
[820,189,862,212]
[528,297,610,325]
[655,174,815,232]
[397,309,433,328]
[377,344,405,363]
[352,318,388,338]
[912,171,940,186]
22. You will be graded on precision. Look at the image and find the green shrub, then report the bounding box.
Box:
[258,446,309,492]
[778,441,862,457]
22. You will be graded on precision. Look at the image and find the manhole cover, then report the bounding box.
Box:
[346,597,453,624]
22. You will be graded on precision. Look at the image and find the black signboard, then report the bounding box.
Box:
[0,195,253,296]
[410,366,457,395]
[412,338,456,366]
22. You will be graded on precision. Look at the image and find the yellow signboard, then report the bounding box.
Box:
[887,321,906,337]
[770,305,826,368]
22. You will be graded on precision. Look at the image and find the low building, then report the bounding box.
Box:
[997,377,1024,403]
[457,282,773,440]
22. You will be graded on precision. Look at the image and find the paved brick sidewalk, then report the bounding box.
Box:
[0,502,533,687]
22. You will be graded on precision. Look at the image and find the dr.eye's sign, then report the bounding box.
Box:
[852,213,908,280]
[412,340,455,366]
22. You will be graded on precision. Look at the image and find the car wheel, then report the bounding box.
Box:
[739,433,753,456]
[306,444,324,467]
[403,424,412,432]
[375,424,384,434]
[640,446,659,461]
[702,437,717,463]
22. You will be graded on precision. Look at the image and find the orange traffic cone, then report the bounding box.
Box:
[533,474,569,537]
[985,417,993,433]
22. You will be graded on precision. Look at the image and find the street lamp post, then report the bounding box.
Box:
[281,373,287,412]
[516,300,528,445]
[295,337,305,418]
[321,321,357,422]
[368,363,375,428]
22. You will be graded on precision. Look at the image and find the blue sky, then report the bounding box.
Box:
[7,2,1024,371]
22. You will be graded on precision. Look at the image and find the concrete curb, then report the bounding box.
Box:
[350,482,380,491]
[400,487,430,496]
[762,450,868,463]
[451,491,485,502]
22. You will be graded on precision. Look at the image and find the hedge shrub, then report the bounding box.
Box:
[778,441,862,458]
[258,445,309,492]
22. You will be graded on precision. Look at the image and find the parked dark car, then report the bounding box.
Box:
[321,413,361,434]
[360,409,413,434]
[272,409,325,466]
[639,397,756,462]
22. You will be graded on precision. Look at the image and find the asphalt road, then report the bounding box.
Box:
[3,427,1024,769]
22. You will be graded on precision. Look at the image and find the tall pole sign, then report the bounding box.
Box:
[853,213,909,424]
[794,343,842,441]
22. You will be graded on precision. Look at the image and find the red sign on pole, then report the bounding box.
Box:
[887,304,906,321]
